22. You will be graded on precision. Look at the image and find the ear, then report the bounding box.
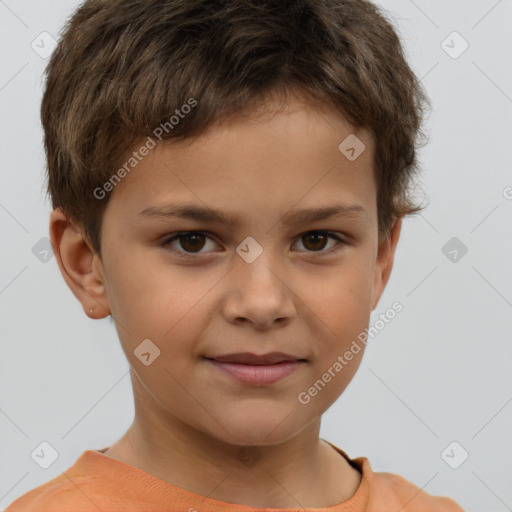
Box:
[371,216,402,311]
[49,208,111,319]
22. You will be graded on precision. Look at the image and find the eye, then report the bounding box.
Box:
[292,231,347,254]
[159,231,219,257]
[159,230,347,258]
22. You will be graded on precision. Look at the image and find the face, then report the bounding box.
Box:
[57,98,400,447]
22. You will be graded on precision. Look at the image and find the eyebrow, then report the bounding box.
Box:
[137,202,367,228]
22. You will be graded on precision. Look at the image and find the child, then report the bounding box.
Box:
[6,0,464,510]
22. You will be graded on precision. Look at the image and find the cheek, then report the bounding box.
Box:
[300,261,373,405]
[303,282,371,410]
[105,249,203,324]
[306,258,374,339]
[104,254,223,362]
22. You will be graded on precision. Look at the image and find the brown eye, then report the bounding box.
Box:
[176,233,206,252]
[302,232,329,251]
[160,230,346,258]
[160,231,218,255]
[293,231,346,254]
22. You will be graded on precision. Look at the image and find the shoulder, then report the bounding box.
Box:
[4,472,99,512]
[323,442,464,512]
[4,450,167,512]
[4,473,148,512]
[368,469,465,511]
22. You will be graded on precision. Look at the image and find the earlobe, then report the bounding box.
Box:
[49,208,111,319]
[371,217,402,310]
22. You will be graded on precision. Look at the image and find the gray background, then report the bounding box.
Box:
[1,0,511,510]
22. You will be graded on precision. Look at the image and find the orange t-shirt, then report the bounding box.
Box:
[5,441,464,512]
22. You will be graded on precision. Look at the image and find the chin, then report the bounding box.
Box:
[209,407,310,447]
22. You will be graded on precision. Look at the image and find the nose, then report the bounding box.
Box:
[221,247,296,330]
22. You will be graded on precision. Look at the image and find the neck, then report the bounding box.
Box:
[103,373,361,508]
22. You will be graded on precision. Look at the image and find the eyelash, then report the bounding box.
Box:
[159,230,348,259]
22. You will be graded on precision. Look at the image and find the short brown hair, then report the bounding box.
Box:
[42,0,431,256]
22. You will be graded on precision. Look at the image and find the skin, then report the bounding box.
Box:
[50,95,402,508]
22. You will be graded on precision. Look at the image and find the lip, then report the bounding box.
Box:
[205,351,305,365]
[205,359,305,386]
[203,352,307,386]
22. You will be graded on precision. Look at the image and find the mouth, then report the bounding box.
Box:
[203,352,307,386]
[204,351,307,365]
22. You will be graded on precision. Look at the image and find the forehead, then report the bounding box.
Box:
[104,100,376,228]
